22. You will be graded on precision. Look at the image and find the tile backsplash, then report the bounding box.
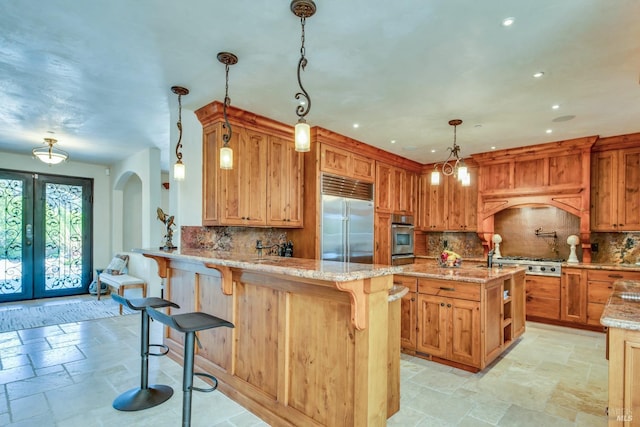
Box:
[181,226,289,256]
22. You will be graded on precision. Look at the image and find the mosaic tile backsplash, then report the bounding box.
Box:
[181,226,289,256]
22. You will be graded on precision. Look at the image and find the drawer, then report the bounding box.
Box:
[588,270,640,282]
[588,281,614,304]
[526,296,560,320]
[394,275,417,293]
[525,276,560,299]
[418,279,480,301]
[587,302,606,326]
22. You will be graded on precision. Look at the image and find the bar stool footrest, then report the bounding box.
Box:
[148,343,170,357]
[191,372,218,392]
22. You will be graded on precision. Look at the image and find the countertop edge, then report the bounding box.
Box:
[600,280,640,331]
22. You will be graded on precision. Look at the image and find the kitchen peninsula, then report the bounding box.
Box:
[137,248,401,426]
[396,264,526,372]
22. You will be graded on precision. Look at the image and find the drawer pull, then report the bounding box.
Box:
[608,274,623,279]
[439,287,456,291]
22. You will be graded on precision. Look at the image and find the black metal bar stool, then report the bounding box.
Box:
[146,307,234,427]
[111,294,180,411]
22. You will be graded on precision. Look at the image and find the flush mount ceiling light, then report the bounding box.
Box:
[33,137,68,165]
[171,85,189,181]
[430,119,470,187]
[218,51,238,170]
[291,0,316,152]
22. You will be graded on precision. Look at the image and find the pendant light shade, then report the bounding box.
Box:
[294,120,311,152]
[430,168,440,185]
[431,119,470,186]
[33,138,68,165]
[220,146,233,170]
[173,160,185,181]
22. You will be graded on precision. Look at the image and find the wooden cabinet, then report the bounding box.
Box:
[201,122,303,228]
[525,275,561,321]
[607,326,640,425]
[592,146,640,231]
[588,269,640,327]
[417,167,477,231]
[320,144,375,183]
[374,212,392,265]
[561,268,587,324]
[376,161,416,215]
[267,135,303,226]
[395,275,417,350]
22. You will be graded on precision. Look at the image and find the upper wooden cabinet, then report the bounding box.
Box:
[591,145,640,231]
[197,101,304,228]
[376,162,416,214]
[320,144,375,183]
[417,167,477,231]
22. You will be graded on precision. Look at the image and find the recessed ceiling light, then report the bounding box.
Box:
[390,140,396,144]
[430,149,436,153]
[353,123,359,129]
[491,146,496,150]
[533,71,545,78]
[552,104,560,110]
[546,129,553,134]
[502,17,515,27]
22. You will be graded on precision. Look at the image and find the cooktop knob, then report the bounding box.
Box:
[550,267,556,272]
[528,266,533,271]
[541,267,546,271]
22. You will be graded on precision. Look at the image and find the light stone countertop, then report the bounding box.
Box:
[562,263,640,272]
[388,285,409,302]
[398,264,526,284]
[136,248,402,282]
[601,280,640,331]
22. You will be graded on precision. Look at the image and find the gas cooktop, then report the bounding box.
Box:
[498,256,565,263]
[496,256,564,277]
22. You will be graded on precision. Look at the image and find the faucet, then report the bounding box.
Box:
[487,249,495,268]
[256,240,263,257]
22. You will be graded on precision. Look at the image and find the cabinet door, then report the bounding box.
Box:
[463,167,478,231]
[448,298,481,366]
[525,276,560,320]
[320,145,350,176]
[417,174,430,230]
[202,123,222,225]
[351,154,375,183]
[416,294,448,357]
[375,162,393,213]
[427,177,448,230]
[400,292,417,349]
[618,147,640,230]
[374,212,391,265]
[267,135,303,227]
[591,150,618,231]
[561,268,587,324]
[220,127,267,225]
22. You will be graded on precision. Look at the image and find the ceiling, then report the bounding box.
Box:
[1,0,639,171]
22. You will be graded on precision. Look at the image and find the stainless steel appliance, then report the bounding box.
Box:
[496,256,563,277]
[321,174,374,264]
[391,214,415,265]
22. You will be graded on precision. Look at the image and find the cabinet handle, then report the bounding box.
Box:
[411,297,416,302]
[440,302,445,307]
[439,287,455,291]
[619,224,624,227]
[608,274,623,279]
[447,304,452,308]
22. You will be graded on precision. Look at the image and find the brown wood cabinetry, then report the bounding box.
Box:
[374,212,392,265]
[399,270,524,372]
[588,269,640,328]
[607,327,640,425]
[197,102,304,228]
[525,275,561,321]
[561,268,588,324]
[320,144,375,182]
[417,167,477,231]
[376,161,416,214]
[591,146,640,231]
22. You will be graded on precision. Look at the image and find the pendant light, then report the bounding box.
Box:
[291,0,316,152]
[431,119,470,187]
[33,137,68,165]
[171,86,189,181]
[218,51,238,170]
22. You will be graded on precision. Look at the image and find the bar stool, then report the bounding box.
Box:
[146,307,234,427]
[111,294,180,411]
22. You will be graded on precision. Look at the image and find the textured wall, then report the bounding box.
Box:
[181,226,289,256]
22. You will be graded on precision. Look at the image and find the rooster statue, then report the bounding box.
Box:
[157,207,177,250]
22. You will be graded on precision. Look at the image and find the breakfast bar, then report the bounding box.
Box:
[138,248,401,426]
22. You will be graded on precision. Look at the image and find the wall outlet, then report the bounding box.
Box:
[443,240,448,248]
[591,243,599,252]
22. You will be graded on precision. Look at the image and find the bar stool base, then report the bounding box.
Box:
[113,385,174,411]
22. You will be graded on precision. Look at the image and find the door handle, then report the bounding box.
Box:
[25,224,33,246]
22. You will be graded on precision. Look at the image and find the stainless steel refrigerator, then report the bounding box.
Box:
[321,175,374,264]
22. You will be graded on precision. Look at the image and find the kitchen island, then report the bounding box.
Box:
[395,264,526,372]
[601,279,640,426]
[137,248,401,426]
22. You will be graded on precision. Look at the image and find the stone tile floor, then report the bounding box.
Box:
[0,298,608,426]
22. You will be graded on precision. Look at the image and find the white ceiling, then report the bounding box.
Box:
[1,0,639,171]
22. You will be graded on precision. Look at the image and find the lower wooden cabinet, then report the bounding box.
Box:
[395,275,417,350]
[607,326,640,424]
[525,275,561,320]
[588,269,640,328]
[561,268,588,324]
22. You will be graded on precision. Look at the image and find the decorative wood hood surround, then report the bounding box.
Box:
[473,136,597,262]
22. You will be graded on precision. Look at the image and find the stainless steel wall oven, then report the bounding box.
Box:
[391,214,414,265]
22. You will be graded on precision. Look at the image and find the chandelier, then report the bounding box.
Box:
[431,119,470,187]
[171,85,189,181]
[218,51,238,170]
[32,137,68,165]
[291,0,316,152]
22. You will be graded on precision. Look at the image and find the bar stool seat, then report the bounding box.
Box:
[111,295,180,411]
[146,307,233,427]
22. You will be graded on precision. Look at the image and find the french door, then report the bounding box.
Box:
[0,170,92,302]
